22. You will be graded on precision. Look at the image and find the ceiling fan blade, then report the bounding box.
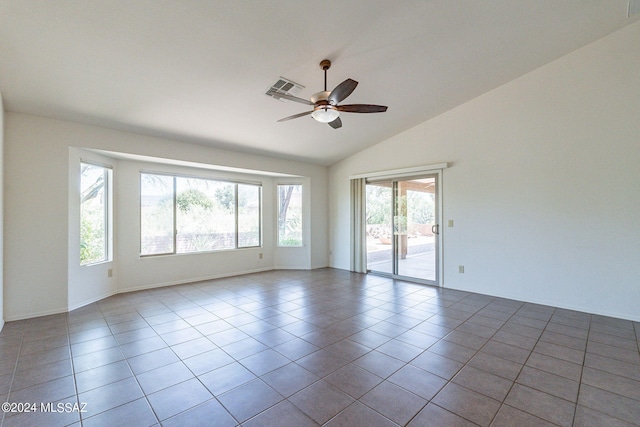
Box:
[337,104,388,113]
[277,110,312,122]
[328,117,342,129]
[328,78,358,104]
[274,92,314,105]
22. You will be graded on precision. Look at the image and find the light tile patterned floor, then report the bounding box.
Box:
[1,268,639,426]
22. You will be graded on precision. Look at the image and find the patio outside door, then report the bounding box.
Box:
[365,175,439,284]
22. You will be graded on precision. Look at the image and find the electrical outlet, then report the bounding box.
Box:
[458,265,464,274]
[448,220,454,227]
[259,253,263,259]
[108,269,113,277]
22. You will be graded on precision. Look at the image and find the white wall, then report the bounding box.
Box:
[0,90,4,331]
[329,21,640,321]
[5,115,329,320]
[5,115,70,319]
[68,148,117,310]
[273,177,312,270]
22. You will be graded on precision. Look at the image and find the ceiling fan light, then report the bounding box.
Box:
[311,107,339,123]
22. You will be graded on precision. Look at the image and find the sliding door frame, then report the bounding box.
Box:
[352,163,447,287]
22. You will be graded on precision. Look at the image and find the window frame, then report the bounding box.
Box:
[140,172,262,257]
[140,172,176,256]
[80,161,113,266]
[277,183,303,247]
[237,183,262,249]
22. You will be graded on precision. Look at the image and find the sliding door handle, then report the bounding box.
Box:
[432,224,439,235]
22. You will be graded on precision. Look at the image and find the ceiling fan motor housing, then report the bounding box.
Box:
[310,91,331,104]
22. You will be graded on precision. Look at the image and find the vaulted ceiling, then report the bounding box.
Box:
[1,1,637,165]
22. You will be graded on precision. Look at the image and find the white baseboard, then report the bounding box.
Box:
[6,268,275,321]
[117,267,274,294]
[273,265,311,270]
[5,306,70,322]
[443,283,640,323]
[311,264,330,270]
[67,290,119,313]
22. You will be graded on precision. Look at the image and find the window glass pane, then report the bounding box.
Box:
[278,184,302,246]
[238,184,261,247]
[141,174,174,255]
[176,178,235,252]
[81,163,108,265]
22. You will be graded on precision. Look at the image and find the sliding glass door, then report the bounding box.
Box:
[365,175,439,284]
[365,181,394,275]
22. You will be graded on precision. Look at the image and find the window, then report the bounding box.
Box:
[140,174,174,255]
[176,178,235,252]
[140,173,261,256]
[80,162,111,265]
[238,184,261,248]
[277,184,302,246]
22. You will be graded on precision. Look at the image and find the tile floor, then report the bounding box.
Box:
[1,268,639,426]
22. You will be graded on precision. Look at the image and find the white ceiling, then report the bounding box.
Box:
[0,1,637,166]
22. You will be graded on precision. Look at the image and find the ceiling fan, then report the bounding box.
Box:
[277,59,388,129]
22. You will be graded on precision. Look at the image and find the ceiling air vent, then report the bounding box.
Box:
[265,77,304,102]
